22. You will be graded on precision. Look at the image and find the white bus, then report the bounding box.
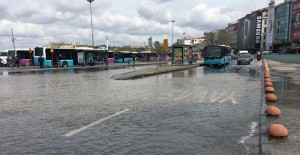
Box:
[0,51,8,66]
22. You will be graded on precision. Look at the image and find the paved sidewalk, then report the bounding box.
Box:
[264,60,300,155]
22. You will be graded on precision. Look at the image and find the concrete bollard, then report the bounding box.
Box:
[264,74,271,78]
[267,124,288,137]
[265,81,273,87]
[265,106,281,116]
[265,78,272,82]
[266,94,278,102]
[265,87,275,93]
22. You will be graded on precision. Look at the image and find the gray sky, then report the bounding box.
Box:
[0,0,270,51]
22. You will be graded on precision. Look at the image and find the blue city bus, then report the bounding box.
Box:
[203,45,232,66]
[34,47,107,67]
[114,51,133,63]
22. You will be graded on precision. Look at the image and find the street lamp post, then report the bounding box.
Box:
[87,0,95,47]
[171,20,175,45]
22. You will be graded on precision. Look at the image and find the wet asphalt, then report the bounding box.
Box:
[0,61,300,155]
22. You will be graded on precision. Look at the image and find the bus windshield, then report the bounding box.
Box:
[108,52,114,58]
[204,47,222,58]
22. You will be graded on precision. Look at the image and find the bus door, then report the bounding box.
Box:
[77,50,84,65]
[87,53,94,65]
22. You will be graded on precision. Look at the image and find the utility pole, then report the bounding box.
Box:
[171,20,175,45]
[87,0,95,47]
[11,28,16,53]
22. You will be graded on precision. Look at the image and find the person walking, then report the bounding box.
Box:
[38,55,44,68]
[15,57,20,67]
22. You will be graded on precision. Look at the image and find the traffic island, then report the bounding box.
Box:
[111,64,200,80]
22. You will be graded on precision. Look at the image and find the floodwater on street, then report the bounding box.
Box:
[0,62,264,154]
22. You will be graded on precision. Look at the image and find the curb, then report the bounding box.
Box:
[111,64,201,80]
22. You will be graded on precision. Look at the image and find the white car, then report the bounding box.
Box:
[262,50,273,54]
[238,50,249,55]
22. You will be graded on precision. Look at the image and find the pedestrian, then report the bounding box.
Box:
[15,57,20,67]
[38,55,44,68]
[257,51,261,61]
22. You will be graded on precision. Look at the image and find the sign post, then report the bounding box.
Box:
[163,39,168,64]
[50,48,54,68]
[28,48,32,66]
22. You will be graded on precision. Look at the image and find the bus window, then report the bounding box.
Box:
[35,48,43,56]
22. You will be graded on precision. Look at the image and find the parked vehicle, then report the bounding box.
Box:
[237,54,252,65]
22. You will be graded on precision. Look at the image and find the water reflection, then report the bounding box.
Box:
[172,68,197,78]
[267,72,300,154]
[1,65,155,76]
[204,65,231,73]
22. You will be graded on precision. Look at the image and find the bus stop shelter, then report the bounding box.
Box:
[171,45,197,65]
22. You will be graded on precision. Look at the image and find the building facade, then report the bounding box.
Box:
[237,10,263,52]
[290,0,300,52]
[261,10,268,50]
[226,23,238,49]
[273,1,292,53]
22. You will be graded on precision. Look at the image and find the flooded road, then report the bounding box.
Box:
[0,62,263,154]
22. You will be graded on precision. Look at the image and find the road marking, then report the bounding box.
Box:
[210,91,226,103]
[218,92,237,104]
[63,108,129,137]
[198,91,207,102]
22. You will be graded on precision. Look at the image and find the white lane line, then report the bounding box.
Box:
[218,92,237,104]
[210,91,226,103]
[63,108,129,137]
[198,91,207,102]
[239,122,257,144]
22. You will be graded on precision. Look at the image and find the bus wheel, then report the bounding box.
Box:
[62,62,68,67]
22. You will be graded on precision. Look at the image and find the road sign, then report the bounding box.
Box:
[163,39,168,50]
[50,48,54,53]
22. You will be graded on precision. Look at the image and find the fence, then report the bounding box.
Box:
[262,54,300,63]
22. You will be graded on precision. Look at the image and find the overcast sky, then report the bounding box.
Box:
[0,0,271,51]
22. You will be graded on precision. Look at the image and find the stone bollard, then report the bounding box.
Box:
[265,87,275,93]
[265,106,281,116]
[265,78,272,82]
[265,81,273,87]
[268,124,288,137]
[266,94,278,102]
[264,73,270,78]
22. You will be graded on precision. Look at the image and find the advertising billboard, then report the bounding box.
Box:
[237,11,262,50]
[290,0,300,41]
[172,47,183,64]
[266,1,275,48]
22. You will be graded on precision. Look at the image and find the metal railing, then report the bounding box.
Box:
[262,54,300,63]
